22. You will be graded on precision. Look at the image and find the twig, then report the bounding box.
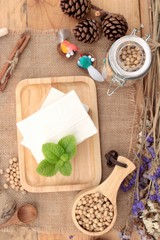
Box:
[146,180,152,200]
[91,4,109,19]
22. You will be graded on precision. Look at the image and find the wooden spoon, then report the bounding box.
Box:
[0,204,37,229]
[72,156,136,236]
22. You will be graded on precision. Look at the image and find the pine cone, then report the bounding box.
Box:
[102,14,128,41]
[73,18,101,43]
[60,0,91,19]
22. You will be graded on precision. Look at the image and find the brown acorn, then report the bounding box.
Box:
[60,0,91,19]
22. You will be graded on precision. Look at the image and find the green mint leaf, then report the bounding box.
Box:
[55,159,64,169]
[58,135,77,159]
[36,160,59,177]
[39,135,77,177]
[59,161,72,176]
[60,153,69,162]
[42,143,65,164]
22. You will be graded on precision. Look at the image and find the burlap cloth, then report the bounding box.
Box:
[0,31,142,234]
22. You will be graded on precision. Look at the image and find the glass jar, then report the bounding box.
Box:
[107,28,152,96]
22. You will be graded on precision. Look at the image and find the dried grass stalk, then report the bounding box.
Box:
[142,0,160,171]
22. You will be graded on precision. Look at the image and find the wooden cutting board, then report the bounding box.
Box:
[16,76,102,192]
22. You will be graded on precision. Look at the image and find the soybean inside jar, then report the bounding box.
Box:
[117,42,145,72]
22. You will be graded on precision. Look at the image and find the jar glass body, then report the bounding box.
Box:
[106,32,152,95]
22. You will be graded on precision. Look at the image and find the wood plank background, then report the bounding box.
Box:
[0,0,150,33]
[0,0,150,239]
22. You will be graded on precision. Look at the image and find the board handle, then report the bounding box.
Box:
[99,156,136,203]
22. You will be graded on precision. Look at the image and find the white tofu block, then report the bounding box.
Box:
[22,88,89,148]
[17,90,97,163]
[41,88,64,108]
[41,88,89,111]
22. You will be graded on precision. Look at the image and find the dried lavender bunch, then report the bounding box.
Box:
[120,1,160,238]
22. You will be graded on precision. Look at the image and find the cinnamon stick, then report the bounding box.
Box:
[0,33,31,91]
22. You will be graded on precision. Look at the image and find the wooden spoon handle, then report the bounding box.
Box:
[0,213,21,229]
[99,156,136,203]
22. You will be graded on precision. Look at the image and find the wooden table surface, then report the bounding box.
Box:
[0,0,150,239]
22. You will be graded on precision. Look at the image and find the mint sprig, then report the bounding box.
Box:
[36,160,59,177]
[42,143,65,164]
[36,135,77,177]
[58,135,77,159]
[59,161,72,176]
